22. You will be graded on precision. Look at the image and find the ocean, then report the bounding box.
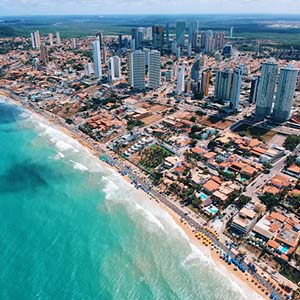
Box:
[0,99,258,300]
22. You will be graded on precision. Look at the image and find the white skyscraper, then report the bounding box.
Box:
[84,63,94,76]
[272,65,299,122]
[129,50,145,90]
[148,50,161,89]
[230,27,233,38]
[176,65,185,94]
[108,56,121,82]
[255,60,278,119]
[30,31,41,49]
[230,64,243,111]
[48,33,54,46]
[72,38,77,49]
[56,32,61,45]
[92,39,102,79]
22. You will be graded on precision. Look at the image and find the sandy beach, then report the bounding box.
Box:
[1,90,286,300]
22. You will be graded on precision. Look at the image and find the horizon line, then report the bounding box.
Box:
[1,13,300,17]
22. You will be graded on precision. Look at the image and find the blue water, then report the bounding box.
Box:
[209,207,219,215]
[199,192,208,201]
[0,99,258,300]
[278,245,289,254]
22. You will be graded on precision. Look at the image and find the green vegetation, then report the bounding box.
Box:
[65,118,73,124]
[236,195,251,209]
[127,119,144,130]
[139,145,172,173]
[284,135,300,151]
[259,193,280,210]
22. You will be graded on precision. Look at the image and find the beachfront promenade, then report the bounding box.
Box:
[2,90,283,300]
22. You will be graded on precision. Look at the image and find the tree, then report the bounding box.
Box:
[65,118,73,124]
[284,135,300,151]
[191,125,202,133]
[285,155,296,168]
[259,193,280,210]
[208,140,217,150]
[190,116,196,123]
[236,195,251,209]
[189,139,198,148]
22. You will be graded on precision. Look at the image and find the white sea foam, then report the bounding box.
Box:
[54,152,65,160]
[70,160,89,172]
[182,243,211,266]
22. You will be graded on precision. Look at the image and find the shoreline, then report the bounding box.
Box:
[0,91,277,299]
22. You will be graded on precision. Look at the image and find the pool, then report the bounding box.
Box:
[240,177,247,182]
[208,206,219,215]
[278,245,289,254]
[199,192,208,201]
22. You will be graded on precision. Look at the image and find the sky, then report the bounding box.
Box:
[1,0,300,16]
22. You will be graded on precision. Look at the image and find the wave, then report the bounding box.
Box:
[70,160,89,172]
[54,152,65,160]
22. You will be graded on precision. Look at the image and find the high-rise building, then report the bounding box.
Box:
[249,76,260,103]
[48,33,54,46]
[188,21,198,47]
[128,50,145,90]
[176,65,185,94]
[72,38,77,49]
[92,39,102,79]
[205,37,215,53]
[255,60,278,119]
[250,76,260,103]
[40,44,49,65]
[185,78,193,94]
[118,34,123,49]
[152,25,164,49]
[166,23,170,46]
[96,32,104,48]
[30,31,41,49]
[108,56,121,82]
[84,63,94,76]
[230,65,243,111]
[222,44,233,57]
[214,68,233,101]
[131,28,140,50]
[171,41,177,55]
[200,31,206,49]
[230,27,234,38]
[191,55,201,82]
[131,39,136,51]
[56,32,61,45]
[206,30,213,38]
[145,27,152,40]
[187,43,192,57]
[200,70,211,97]
[215,32,225,50]
[176,22,185,46]
[124,38,129,48]
[143,48,150,66]
[272,65,299,122]
[148,50,161,89]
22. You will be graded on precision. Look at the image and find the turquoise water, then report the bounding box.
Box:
[209,206,219,215]
[278,245,289,254]
[0,99,258,300]
[199,192,208,201]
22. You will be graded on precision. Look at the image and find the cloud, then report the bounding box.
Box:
[1,0,300,15]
